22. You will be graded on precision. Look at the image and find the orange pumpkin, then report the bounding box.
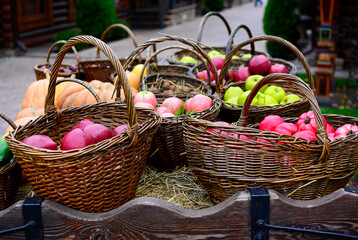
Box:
[15,106,44,120]
[5,116,38,134]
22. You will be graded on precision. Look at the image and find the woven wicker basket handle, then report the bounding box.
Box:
[219,35,315,92]
[0,113,17,133]
[96,23,140,62]
[45,40,80,73]
[139,45,212,87]
[123,34,221,94]
[55,78,102,103]
[225,24,255,57]
[45,35,137,127]
[196,11,231,44]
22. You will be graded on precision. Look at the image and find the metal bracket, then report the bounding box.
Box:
[22,197,44,240]
[249,188,270,240]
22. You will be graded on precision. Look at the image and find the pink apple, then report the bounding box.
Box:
[83,123,113,143]
[184,97,193,113]
[196,70,215,82]
[185,94,213,113]
[234,66,251,82]
[209,55,225,72]
[294,130,317,141]
[134,91,157,108]
[72,119,95,131]
[161,97,184,115]
[156,106,172,115]
[259,115,285,132]
[135,102,156,110]
[23,135,58,150]
[161,112,175,117]
[248,54,271,75]
[268,63,289,74]
[274,122,297,135]
[112,124,128,137]
[61,128,94,150]
[217,69,235,82]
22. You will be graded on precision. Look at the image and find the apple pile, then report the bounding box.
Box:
[133,91,214,117]
[259,112,358,141]
[224,75,301,107]
[22,119,128,151]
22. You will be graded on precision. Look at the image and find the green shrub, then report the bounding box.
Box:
[263,0,300,59]
[201,0,225,13]
[75,0,127,39]
[52,29,89,51]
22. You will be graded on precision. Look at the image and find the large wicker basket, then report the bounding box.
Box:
[0,113,21,210]
[184,73,358,203]
[216,35,313,123]
[167,12,267,67]
[6,36,161,213]
[34,40,80,80]
[79,24,145,82]
[124,35,222,171]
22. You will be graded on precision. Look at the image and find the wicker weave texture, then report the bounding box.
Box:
[183,74,358,202]
[6,36,161,213]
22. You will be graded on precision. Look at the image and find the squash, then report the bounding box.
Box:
[5,117,38,134]
[15,106,44,120]
[114,71,141,91]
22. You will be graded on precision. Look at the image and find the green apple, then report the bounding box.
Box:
[237,90,259,105]
[245,75,268,93]
[208,50,222,59]
[280,94,302,104]
[241,53,252,59]
[224,86,244,101]
[255,94,279,106]
[225,96,240,107]
[180,56,197,64]
[263,85,286,103]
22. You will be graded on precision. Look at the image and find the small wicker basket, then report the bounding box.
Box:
[34,40,80,80]
[0,113,21,210]
[6,35,161,213]
[184,73,358,203]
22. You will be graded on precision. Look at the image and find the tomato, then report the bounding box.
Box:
[296,111,327,133]
[274,122,297,135]
[259,115,285,132]
[294,130,317,141]
[334,124,358,139]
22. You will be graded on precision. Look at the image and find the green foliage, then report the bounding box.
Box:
[263,0,300,59]
[75,0,127,39]
[201,0,225,13]
[52,29,88,51]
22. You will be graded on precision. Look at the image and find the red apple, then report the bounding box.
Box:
[196,70,215,82]
[268,63,289,74]
[294,130,317,141]
[72,119,95,131]
[83,123,112,143]
[185,94,213,113]
[135,102,156,110]
[156,106,172,115]
[248,54,271,75]
[274,122,297,135]
[234,66,251,82]
[61,128,94,150]
[209,55,225,72]
[161,97,184,115]
[23,135,58,150]
[259,115,285,132]
[134,91,157,108]
[112,124,128,137]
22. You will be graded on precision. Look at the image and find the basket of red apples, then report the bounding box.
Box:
[217,35,313,123]
[34,40,81,80]
[183,73,358,203]
[6,36,161,213]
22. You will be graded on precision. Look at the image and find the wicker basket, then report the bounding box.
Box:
[166,13,267,67]
[34,40,80,80]
[184,73,358,203]
[6,36,161,213]
[216,35,313,123]
[0,113,21,210]
[79,24,145,82]
[124,35,222,171]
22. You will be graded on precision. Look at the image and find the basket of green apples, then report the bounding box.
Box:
[218,35,314,123]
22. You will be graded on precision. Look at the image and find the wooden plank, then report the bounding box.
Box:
[0,189,357,239]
